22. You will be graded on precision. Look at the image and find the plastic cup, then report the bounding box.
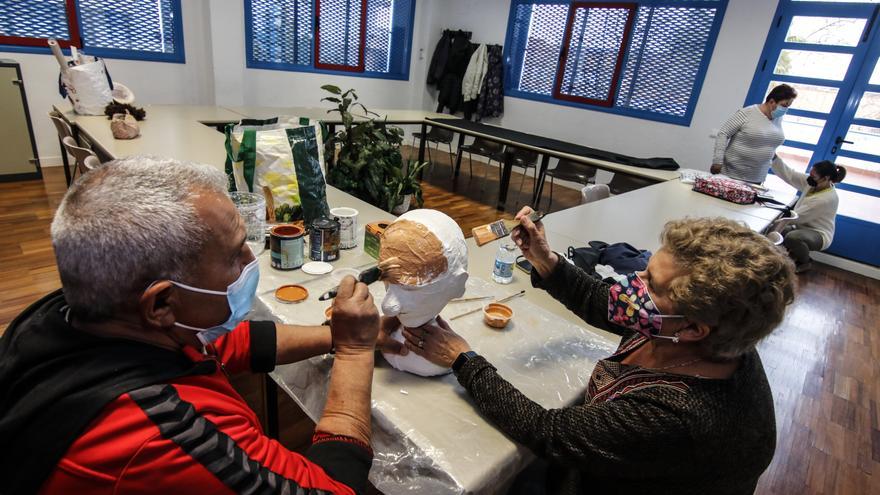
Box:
[230,192,266,256]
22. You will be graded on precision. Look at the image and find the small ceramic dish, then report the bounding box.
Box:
[275,284,309,304]
[483,302,513,329]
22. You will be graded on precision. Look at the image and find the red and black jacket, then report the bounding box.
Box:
[0,290,371,494]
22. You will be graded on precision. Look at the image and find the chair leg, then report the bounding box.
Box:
[468,152,474,181]
[447,142,455,177]
[426,144,434,179]
[517,166,526,200]
[548,176,555,210]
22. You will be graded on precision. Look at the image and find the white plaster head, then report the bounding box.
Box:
[379,209,468,377]
[379,209,468,327]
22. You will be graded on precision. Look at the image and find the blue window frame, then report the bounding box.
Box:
[245,0,416,80]
[503,0,728,125]
[0,0,185,63]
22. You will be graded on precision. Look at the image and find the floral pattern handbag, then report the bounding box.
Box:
[692,176,757,204]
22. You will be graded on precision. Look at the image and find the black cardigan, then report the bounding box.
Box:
[456,258,776,495]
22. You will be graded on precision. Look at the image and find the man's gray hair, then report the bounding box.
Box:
[51,155,229,321]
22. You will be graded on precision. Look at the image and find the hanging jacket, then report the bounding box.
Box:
[437,31,475,113]
[427,31,452,86]
[476,44,505,121]
[462,44,488,102]
[0,290,371,495]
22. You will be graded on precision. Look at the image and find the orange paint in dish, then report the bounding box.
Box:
[275,284,308,303]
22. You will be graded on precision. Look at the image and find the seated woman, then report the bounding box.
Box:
[771,157,846,272]
[402,211,796,495]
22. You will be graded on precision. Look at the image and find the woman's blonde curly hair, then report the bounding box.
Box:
[660,217,796,359]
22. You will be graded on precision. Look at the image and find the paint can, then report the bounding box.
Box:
[330,207,359,249]
[364,221,391,259]
[269,224,304,270]
[309,217,340,262]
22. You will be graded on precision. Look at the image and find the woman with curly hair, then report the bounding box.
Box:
[403,211,796,495]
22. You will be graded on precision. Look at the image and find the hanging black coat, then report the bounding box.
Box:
[436,32,475,114]
[427,31,452,86]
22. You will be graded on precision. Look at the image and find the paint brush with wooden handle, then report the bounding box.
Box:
[471,211,544,246]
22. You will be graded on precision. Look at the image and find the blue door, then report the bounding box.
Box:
[746,0,880,267]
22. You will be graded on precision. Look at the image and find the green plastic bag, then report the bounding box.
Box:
[225,117,330,225]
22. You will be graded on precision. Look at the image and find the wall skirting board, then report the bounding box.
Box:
[811,252,880,281]
[39,156,64,167]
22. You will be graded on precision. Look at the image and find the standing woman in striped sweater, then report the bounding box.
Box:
[711,84,798,183]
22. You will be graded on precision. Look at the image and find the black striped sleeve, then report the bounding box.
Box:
[130,384,332,495]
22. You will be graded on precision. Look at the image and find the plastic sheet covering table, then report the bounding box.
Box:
[252,272,616,494]
[249,196,618,493]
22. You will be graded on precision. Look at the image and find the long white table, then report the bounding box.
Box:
[250,188,620,494]
[542,179,799,250]
[52,103,799,494]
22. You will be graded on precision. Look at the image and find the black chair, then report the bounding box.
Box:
[508,147,540,200]
[411,126,455,177]
[607,173,656,195]
[457,137,504,181]
[543,159,597,209]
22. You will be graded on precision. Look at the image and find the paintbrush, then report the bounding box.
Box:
[471,211,544,246]
[318,266,382,301]
[450,290,526,320]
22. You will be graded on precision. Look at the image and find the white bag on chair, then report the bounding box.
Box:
[581,183,610,204]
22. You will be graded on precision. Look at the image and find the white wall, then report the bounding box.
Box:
[2,0,215,167]
[418,0,779,174]
[209,0,436,112]
[9,0,779,174]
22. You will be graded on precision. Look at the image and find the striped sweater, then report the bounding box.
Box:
[714,104,785,183]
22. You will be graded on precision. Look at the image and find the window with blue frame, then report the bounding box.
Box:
[504,0,728,125]
[245,0,415,80]
[0,0,184,63]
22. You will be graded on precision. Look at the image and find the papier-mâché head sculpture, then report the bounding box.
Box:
[379,209,468,376]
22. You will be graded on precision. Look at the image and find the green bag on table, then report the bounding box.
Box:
[224,117,331,224]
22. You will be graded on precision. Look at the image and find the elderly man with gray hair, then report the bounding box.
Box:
[0,156,404,494]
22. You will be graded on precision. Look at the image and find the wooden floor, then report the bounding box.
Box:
[2,165,878,494]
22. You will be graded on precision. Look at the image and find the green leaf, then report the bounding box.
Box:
[322,97,341,104]
[321,84,342,95]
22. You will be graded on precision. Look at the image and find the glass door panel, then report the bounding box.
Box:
[785,16,866,46]
[774,49,852,80]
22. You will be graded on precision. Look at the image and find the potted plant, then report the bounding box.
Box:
[321,85,405,212]
[387,161,428,214]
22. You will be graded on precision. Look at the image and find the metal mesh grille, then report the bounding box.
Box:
[317,0,362,67]
[364,0,391,72]
[78,0,177,53]
[616,5,719,117]
[517,3,569,95]
[250,0,313,66]
[557,5,632,103]
[0,0,70,40]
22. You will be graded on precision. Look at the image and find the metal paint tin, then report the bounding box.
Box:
[309,217,340,262]
[269,224,305,270]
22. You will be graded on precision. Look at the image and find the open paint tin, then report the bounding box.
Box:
[270,224,305,270]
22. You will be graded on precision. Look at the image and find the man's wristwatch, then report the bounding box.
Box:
[451,351,478,374]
